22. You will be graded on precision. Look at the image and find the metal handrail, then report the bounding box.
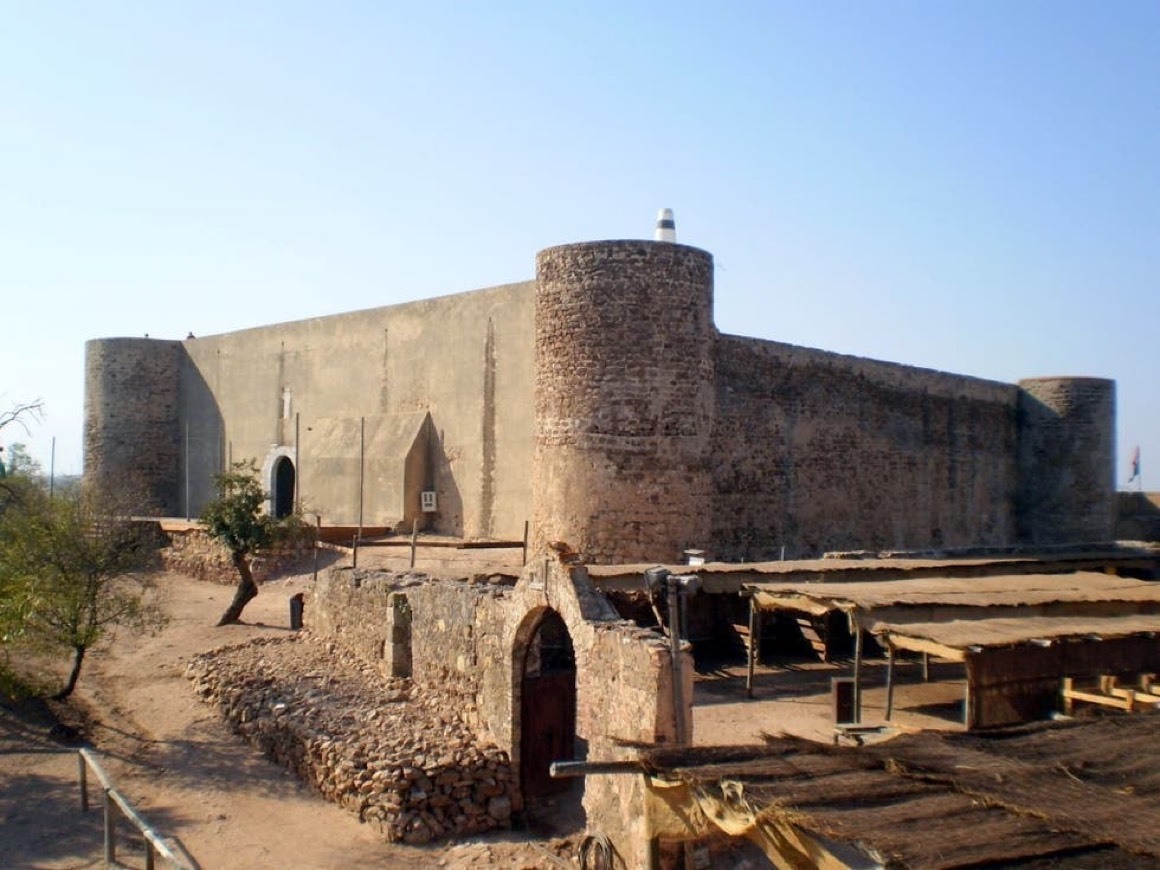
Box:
[78,747,198,870]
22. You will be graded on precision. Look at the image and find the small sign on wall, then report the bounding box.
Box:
[421,490,437,512]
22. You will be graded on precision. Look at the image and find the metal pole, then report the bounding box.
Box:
[358,416,365,543]
[745,595,758,699]
[885,642,895,721]
[522,520,529,566]
[410,518,418,568]
[78,753,88,811]
[668,580,687,745]
[104,789,116,864]
[852,624,863,724]
[313,514,321,582]
[184,420,190,520]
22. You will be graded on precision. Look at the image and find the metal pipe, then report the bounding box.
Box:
[550,760,645,778]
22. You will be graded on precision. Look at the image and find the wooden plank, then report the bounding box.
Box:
[878,632,966,663]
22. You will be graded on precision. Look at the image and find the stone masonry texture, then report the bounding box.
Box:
[533,241,716,562]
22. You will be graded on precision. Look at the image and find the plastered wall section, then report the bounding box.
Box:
[711,336,1021,559]
[179,282,536,537]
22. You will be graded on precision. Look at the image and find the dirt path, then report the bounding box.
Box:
[1,569,572,869]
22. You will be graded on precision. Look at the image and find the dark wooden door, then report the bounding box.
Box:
[520,670,576,797]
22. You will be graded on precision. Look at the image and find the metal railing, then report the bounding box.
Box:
[77,747,198,869]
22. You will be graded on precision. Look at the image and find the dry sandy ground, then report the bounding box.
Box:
[1,550,964,869]
[0,557,575,870]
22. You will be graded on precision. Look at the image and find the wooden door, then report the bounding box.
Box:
[520,669,576,797]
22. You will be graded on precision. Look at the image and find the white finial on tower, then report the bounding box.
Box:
[654,208,676,243]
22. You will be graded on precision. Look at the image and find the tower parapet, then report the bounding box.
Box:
[84,337,183,514]
[1016,376,1115,545]
[532,240,715,563]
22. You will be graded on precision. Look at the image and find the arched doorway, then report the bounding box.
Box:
[518,609,577,800]
[273,456,296,518]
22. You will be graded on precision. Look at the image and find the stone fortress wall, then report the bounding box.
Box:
[84,235,1116,562]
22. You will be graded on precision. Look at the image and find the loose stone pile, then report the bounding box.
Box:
[186,634,515,844]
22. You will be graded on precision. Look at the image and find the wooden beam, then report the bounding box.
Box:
[878,633,966,663]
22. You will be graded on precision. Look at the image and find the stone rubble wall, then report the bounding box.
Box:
[186,634,515,845]
[310,560,687,867]
[158,526,313,584]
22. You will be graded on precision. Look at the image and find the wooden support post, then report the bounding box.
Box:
[1062,677,1075,715]
[853,626,863,724]
[146,842,156,870]
[963,660,976,730]
[410,518,418,568]
[922,652,930,682]
[885,642,895,721]
[746,595,758,699]
[522,520,529,566]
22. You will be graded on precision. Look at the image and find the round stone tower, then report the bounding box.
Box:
[1016,376,1115,545]
[84,337,183,515]
[532,240,715,563]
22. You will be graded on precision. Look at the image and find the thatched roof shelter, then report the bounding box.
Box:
[638,716,1160,867]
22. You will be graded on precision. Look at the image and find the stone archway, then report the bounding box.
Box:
[273,455,296,518]
[515,608,577,801]
[260,445,297,518]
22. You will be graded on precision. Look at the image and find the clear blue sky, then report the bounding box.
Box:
[2,2,1157,485]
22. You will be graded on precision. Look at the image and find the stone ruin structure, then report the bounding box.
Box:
[181,550,685,865]
[85,235,1116,564]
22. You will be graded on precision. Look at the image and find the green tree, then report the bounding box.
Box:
[0,481,164,699]
[0,399,43,486]
[4,443,42,477]
[202,461,278,626]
